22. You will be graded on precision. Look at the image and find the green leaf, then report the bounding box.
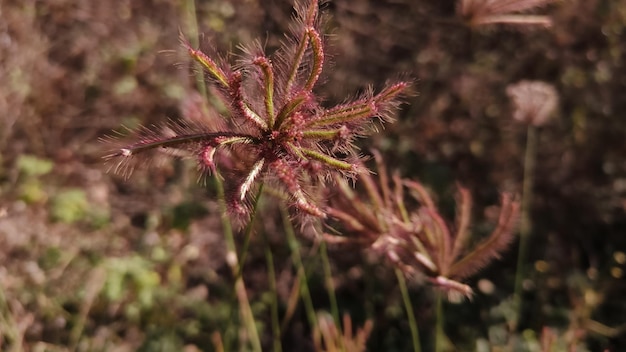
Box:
[19,179,47,203]
[17,154,53,177]
[50,189,89,223]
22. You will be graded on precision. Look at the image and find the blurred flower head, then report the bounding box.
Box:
[325,151,520,300]
[458,0,558,28]
[507,80,558,126]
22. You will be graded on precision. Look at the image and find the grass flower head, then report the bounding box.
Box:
[103,0,409,217]
[507,80,558,127]
[325,152,520,300]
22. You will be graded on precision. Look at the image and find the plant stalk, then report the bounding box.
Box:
[396,269,422,352]
[281,206,318,329]
[435,292,444,352]
[215,173,262,352]
[319,238,346,351]
[264,240,283,352]
[513,125,537,330]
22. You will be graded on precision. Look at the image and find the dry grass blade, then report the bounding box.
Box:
[313,312,373,352]
[458,0,558,27]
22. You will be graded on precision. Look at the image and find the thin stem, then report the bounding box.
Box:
[435,292,444,352]
[182,0,241,346]
[281,206,318,329]
[213,173,236,350]
[214,173,262,352]
[182,0,208,97]
[513,125,537,330]
[319,238,345,351]
[233,273,262,352]
[364,263,376,324]
[264,239,283,352]
[395,269,422,352]
[237,183,265,278]
[182,2,259,350]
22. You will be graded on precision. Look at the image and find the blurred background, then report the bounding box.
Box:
[1,0,625,350]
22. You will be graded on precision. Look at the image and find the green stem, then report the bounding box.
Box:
[214,173,262,352]
[435,292,444,352]
[281,206,318,330]
[264,240,282,352]
[319,238,345,351]
[182,0,236,347]
[183,1,259,350]
[513,125,537,330]
[319,239,340,325]
[183,0,207,98]
[396,269,422,352]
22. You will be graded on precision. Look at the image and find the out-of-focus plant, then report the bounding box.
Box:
[49,189,89,224]
[313,312,373,352]
[15,154,53,204]
[102,255,161,315]
[478,270,621,352]
[507,80,559,128]
[458,0,559,27]
[325,151,520,300]
[507,80,558,330]
[16,155,54,178]
[0,287,32,352]
[324,152,519,351]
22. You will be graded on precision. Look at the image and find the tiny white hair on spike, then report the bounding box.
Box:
[239,158,265,201]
